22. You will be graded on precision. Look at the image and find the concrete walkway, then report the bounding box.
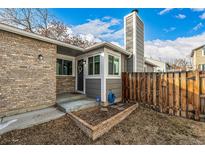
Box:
[0,107,65,135]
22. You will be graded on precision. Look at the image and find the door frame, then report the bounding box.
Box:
[76,59,85,94]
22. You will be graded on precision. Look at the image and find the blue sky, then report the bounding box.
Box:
[49,8,205,60]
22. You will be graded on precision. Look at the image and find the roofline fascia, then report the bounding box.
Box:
[0,23,84,52]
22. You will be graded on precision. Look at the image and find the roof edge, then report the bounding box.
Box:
[0,23,84,51]
[85,42,130,56]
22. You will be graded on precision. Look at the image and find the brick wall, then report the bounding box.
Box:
[56,76,75,94]
[0,30,57,117]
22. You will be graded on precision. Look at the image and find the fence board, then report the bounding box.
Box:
[133,73,137,101]
[147,73,151,104]
[181,72,187,117]
[187,71,194,119]
[168,73,174,115]
[122,70,204,121]
[174,72,180,116]
[153,73,157,107]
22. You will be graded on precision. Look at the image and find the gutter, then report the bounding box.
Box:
[0,23,84,52]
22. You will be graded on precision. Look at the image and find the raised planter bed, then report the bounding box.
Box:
[68,103,138,140]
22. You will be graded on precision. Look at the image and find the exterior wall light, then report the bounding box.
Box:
[83,60,86,65]
[38,54,44,61]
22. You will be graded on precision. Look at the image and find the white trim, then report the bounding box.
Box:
[202,48,205,56]
[100,52,106,102]
[105,49,122,79]
[75,59,86,94]
[57,53,75,76]
[84,42,129,55]
[0,23,84,51]
[87,54,101,76]
[133,11,137,72]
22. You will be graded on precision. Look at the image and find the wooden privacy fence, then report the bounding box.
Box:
[122,71,205,121]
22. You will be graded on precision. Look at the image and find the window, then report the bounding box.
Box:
[203,48,205,56]
[88,57,93,75]
[202,64,205,71]
[108,55,119,75]
[88,55,100,75]
[56,59,72,75]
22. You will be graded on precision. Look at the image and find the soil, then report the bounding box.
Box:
[74,102,135,125]
[1,106,205,145]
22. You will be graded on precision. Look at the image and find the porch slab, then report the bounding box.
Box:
[57,98,97,113]
[57,93,87,104]
[0,107,65,135]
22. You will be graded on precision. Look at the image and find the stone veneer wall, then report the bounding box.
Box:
[0,30,57,117]
[56,76,75,94]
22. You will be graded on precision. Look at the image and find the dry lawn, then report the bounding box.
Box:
[1,106,205,145]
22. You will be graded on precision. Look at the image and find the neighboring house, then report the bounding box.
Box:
[0,10,144,117]
[144,59,158,72]
[144,57,170,72]
[191,45,205,71]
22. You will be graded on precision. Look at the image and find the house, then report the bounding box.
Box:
[144,59,158,72]
[0,10,144,117]
[144,57,171,72]
[191,45,205,71]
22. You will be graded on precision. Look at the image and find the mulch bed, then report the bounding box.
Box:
[73,102,136,125]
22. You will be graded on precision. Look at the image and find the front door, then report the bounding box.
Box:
[77,59,84,92]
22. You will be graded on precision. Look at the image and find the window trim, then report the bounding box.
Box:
[56,58,73,76]
[107,54,120,77]
[87,54,101,76]
[202,48,205,56]
[201,64,205,71]
[56,54,75,76]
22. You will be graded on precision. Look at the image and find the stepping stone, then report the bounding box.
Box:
[117,107,125,111]
[100,107,108,112]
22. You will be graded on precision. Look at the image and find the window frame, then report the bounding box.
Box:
[88,55,100,76]
[201,64,205,71]
[202,48,205,56]
[56,58,73,76]
[108,54,120,76]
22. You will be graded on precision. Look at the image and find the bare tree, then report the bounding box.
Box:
[0,8,37,32]
[0,8,95,48]
[35,9,54,37]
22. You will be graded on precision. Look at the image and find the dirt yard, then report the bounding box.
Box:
[1,106,205,145]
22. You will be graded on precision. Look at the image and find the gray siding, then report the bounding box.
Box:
[125,12,144,72]
[106,79,122,102]
[86,79,101,98]
[127,55,133,72]
[136,16,144,72]
[125,14,133,54]
[121,54,128,72]
[144,64,154,72]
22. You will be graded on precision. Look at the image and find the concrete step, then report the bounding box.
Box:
[57,93,87,104]
[57,98,97,113]
[0,107,65,135]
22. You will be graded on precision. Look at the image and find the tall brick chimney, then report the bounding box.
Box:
[124,9,144,72]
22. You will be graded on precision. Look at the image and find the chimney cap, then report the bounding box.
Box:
[132,9,139,13]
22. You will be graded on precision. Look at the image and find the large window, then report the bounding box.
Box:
[202,64,205,71]
[108,55,119,75]
[88,55,100,75]
[56,59,72,75]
